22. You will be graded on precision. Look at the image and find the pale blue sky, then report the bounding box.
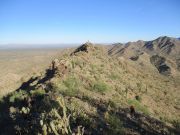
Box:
[0,0,180,45]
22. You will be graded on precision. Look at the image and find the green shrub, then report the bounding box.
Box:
[91,81,109,93]
[100,64,104,67]
[135,95,142,102]
[105,113,124,134]
[108,100,116,108]
[30,89,46,96]
[127,99,149,115]
[0,96,3,103]
[9,90,28,103]
[63,77,79,96]
[72,112,92,129]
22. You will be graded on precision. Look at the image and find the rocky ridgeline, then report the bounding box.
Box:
[109,36,180,76]
[0,42,179,135]
[71,41,95,55]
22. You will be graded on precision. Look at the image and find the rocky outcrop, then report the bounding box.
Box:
[71,41,94,55]
[130,56,139,61]
[144,36,176,54]
[51,59,69,77]
[150,55,171,75]
[108,43,124,55]
[51,59,60,70]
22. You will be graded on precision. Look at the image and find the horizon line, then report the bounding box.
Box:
[0,35,179,46]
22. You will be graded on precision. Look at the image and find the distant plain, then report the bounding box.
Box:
[0,47,63,97]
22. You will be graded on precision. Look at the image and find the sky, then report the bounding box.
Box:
[0,0,180,45]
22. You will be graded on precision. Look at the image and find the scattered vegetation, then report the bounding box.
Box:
[105,112,125,134]
[0,42,179,135]
[127,99,149,115]
[30,89,46,97]
[39,97,84,135]
[91,81,109,93]
[63,76,79,96]
[1,90,85,134]
[9,90,28,103]
[71,59,83,69]
[135,95,142,102]
[171,119,180,129]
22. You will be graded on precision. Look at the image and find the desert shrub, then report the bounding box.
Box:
[127,99,149,115]
[135,95,142,102]
[39,97,73,135]
[30,89,46,97]
[49,82,58,92]
[91,81,109,93]
[49,78,79,97]
[105,113,125,134]
[48,82,65,93]
[100,64,104,67]
[108,100,117,108]
[0,96,3,103]
[63,77,79,96]
[171,119,180,129]
[71,112,92,130]
[9,90,28,103]
[159,116,167,122]
[64,77,78,89]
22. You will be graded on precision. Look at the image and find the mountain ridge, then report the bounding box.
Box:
[0,38,180,135]
[109,36,180,76]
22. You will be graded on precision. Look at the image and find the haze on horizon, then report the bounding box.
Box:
[0,0,180,47]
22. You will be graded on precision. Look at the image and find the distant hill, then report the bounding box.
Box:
[0,40,180,135]
[109,36,180,75]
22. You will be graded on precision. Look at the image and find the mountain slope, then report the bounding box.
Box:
[0,42,180,135]
[109,36,180,75]
[143,36,180,56]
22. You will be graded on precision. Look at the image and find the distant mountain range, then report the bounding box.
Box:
[109,36,180,75]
